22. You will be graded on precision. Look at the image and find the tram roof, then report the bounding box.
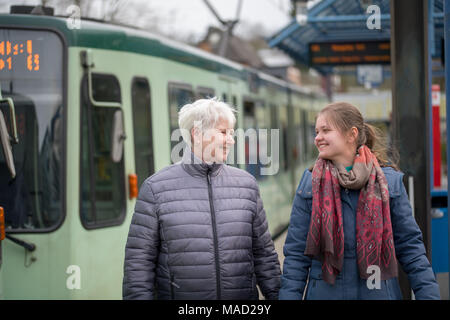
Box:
[1,13,321,97]
[267,0,444,74]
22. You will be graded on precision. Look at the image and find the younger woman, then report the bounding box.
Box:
[279,102,440,300]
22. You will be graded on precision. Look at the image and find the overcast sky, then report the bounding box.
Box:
[148,0,293,39]
[1,0,296,42]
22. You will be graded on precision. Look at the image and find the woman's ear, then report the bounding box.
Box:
[348,127,359,144]
[191,127,200,145]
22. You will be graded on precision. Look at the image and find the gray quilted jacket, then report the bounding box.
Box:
[123,150,281,300]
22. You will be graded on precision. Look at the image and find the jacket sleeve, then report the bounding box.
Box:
[279,171,312,300]
[122,179,160,300]
[390,173,440,300]
[252,185,281,300]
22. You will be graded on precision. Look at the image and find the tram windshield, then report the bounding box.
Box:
[0,29,64,231]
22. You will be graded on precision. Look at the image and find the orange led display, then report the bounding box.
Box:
[309,40,390,66]
[0,40,40,71]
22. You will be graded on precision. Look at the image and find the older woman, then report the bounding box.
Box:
[123,98,281,300]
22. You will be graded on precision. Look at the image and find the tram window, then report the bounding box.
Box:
[269,104,284,174]
[243,100,260,178]
[270,104,279,143]
[255,102,271,179]
[132,77,154,187]
[0,29,64,232]
[197,86,215,99]
[231,95,238,122]
[224,95,238,167]
[80,74,125,229]
[243,101,255,128]
[293,107,303,165]
[92,74,121,103]
[231,95,239,130]
[301,110,309,160]
[270,105,287,171]
[255,103,268,128]
[278,106,288,172]
[306,110,318,160]
[168,83,194,156]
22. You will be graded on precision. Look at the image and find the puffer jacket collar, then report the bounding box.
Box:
[181,147,223,178]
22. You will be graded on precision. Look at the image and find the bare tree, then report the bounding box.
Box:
[44,0,94,18]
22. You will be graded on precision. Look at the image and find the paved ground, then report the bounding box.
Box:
[258,230,287,299]
[437,273,449,300]
[273,230,287,271]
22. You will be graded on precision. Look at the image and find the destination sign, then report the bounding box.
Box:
[309,41,390,66]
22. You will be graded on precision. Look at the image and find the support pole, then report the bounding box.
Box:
[444,0,450,300]
[390,0,432,299]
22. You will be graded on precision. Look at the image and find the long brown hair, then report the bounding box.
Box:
[315,102,399,170]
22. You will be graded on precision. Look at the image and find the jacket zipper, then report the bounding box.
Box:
[170,274,179,299]
[207,169,222,299]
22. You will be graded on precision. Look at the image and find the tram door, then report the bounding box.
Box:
[131,77,154,188]
[218,77,240,166]
[0,241,2,299]
[243,100,257,177]
[242,98,267,179]
[0,28,64,299]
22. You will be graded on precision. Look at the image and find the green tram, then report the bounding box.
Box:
[0,11,326,299]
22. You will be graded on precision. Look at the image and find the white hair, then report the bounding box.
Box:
[178,97,236,147]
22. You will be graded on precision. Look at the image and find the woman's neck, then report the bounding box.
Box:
[332,154,356,168]
[191,146,214,164]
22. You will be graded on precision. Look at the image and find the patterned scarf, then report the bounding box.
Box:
[304,145,398,285]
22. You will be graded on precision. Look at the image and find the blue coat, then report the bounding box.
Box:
[279,167,440,300]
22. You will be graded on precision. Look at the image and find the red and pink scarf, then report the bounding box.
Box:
[304,145,398,285]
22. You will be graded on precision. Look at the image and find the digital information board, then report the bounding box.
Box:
[0,40,40,72]
[309,41,390,66]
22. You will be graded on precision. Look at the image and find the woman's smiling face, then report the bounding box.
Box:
[193,117,235,164]
[314,114,356,166]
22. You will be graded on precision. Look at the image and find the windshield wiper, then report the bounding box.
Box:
[5,233,36,252]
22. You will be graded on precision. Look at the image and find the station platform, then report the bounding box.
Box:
[273,230,287,271]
